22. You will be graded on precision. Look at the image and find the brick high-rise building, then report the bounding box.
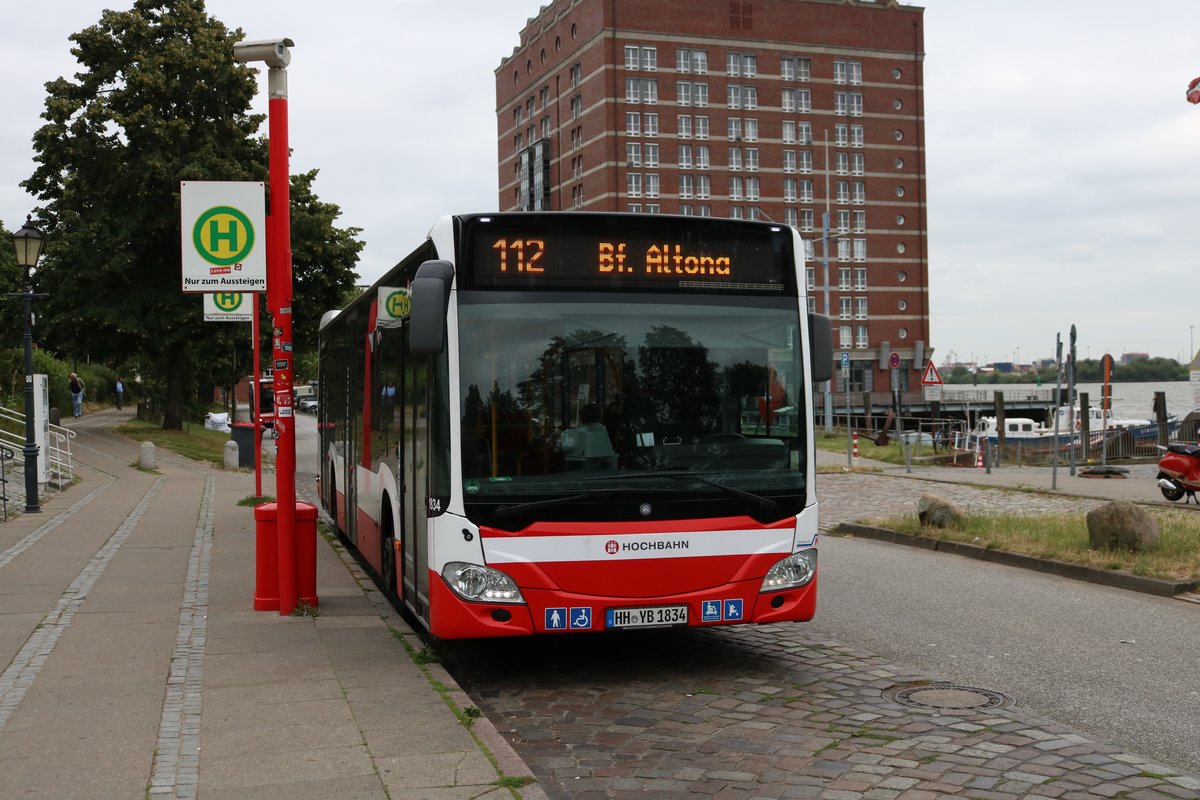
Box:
[496,0,930,395]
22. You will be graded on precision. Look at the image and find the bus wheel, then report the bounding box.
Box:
[381,507,398,599]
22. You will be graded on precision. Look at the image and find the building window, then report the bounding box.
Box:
[838,267,852,290]
[785,207,798,227]
[625,78,658,104]
[627,173,642,197]
[852,181,866,204]
[854,211,866,232]
[626,46,657,71]
[805,268,815,290]
[694,83,709,107]
[840,297,852,319]
[852,153,865,176]
[837,238,851,262]
[744,118,758,141]
[782,120,796,144]
[678,114,692,138]
[677,48,708,74]
[570,94,582,119]
[570,63,581,88]
[783,150,796,174]
[849,92,863,117]
[800,208,814,231]
[697,174,711,199]
[696,144,710,169]
[854,267,867,290]
[644,113,659,136]
[745,148,758,172]
[835,124,849,146]
[836,152,849,176]
[837,210,850,233]
[679,174,694,198]
[855,297,868,319]
[799,150,812,174]
[798,121,812,145]
[853,238,867,261]
[799,179,813,202]
[781,56,810,81]
[627,143,642,166]
[746,176,760,200]
[855,324,869,349]
[645,143,659,167]
[728,117,742,141]
[731,206,744,219]
[645,173,660,198]
[728,147,742,171]
[677,81,692,107]
[726,52,756,77]
[680,204,693,215]
[695,116,709,139]
[626,112,641,135]
[839,326,852,348]
[851,124,865,147]
[678,143,693,168]
[729,175,744,200]
[834,91,848,116]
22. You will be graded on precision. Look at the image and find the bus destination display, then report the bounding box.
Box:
[463,216,793,292]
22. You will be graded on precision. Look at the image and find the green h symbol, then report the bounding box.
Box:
[209,218,240,254]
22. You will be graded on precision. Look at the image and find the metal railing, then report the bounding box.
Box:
[0,404,77,501]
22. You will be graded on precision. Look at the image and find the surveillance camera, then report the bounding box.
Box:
[233,38,294,69]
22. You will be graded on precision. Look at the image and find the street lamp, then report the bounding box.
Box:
[11,216,43,513]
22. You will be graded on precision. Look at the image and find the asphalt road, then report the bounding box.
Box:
[810,532,1200,776]
[290,412,1200,777]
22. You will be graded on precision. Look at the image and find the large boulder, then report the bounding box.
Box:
[917,493,965,529]
[1086,501,1159,551]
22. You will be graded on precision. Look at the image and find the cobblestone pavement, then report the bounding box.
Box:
[441,468,1200,799]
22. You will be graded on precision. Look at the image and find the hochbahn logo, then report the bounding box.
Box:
[605,539,690,554]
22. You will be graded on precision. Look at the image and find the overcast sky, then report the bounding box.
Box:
[2,1,1199,366]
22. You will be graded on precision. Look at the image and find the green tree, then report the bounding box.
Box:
[22,0,359,428]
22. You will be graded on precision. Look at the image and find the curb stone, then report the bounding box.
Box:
[833,522,1200,597]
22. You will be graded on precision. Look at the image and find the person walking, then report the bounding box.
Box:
[69,372,85,418]
[114,377,124,410]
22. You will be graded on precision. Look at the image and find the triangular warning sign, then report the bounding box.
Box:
[921,360,943,385]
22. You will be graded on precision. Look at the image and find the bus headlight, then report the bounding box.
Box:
[760,550,817,592]
[441,562,526,604]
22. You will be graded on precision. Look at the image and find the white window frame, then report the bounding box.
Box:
[627,142,642,166]
[627,172,642,197]
[677,114,692,138]
[645,143,659,167]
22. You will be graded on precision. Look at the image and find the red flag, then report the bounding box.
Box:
[1188,76,1200,104]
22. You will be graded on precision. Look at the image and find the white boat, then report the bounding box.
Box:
[971,416,1063,444]
[1052,406,1149,435]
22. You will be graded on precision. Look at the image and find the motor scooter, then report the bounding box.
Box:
[1156,442,1200,502]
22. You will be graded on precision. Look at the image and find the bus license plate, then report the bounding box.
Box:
[605,605,688,629]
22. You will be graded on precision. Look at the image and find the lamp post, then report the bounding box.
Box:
[234,37,298,615]
[11,216,43,513]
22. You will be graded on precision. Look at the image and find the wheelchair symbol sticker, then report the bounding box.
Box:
[570,607,592,629]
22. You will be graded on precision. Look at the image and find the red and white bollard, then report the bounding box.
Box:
[975,439,985,470]
[852,432,859,466]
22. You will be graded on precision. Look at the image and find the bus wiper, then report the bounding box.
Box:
[583,471,777,512]
[495,490,611,520]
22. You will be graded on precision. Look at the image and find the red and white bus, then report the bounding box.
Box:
[317,213,832,639]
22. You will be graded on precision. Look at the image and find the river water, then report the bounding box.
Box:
[944,380,1197,421]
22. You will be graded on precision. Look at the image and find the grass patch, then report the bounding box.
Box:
[115,419,232,467]
[815,430,934,466]
[237,494,275,506]
[865,510,1200,582]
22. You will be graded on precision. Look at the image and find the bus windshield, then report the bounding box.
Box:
[457,292,808,526]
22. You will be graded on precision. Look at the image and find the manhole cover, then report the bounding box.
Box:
[886,683,1014,714]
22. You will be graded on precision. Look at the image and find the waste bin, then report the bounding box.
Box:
[252,501,318,612]
[230,422,256,468]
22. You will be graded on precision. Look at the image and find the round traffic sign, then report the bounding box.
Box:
[889,352,901,369]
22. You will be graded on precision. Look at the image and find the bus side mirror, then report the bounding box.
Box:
[808,314,833,383]
[409,260,455,355]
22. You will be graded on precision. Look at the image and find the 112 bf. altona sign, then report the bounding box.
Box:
[180,181,266,293]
